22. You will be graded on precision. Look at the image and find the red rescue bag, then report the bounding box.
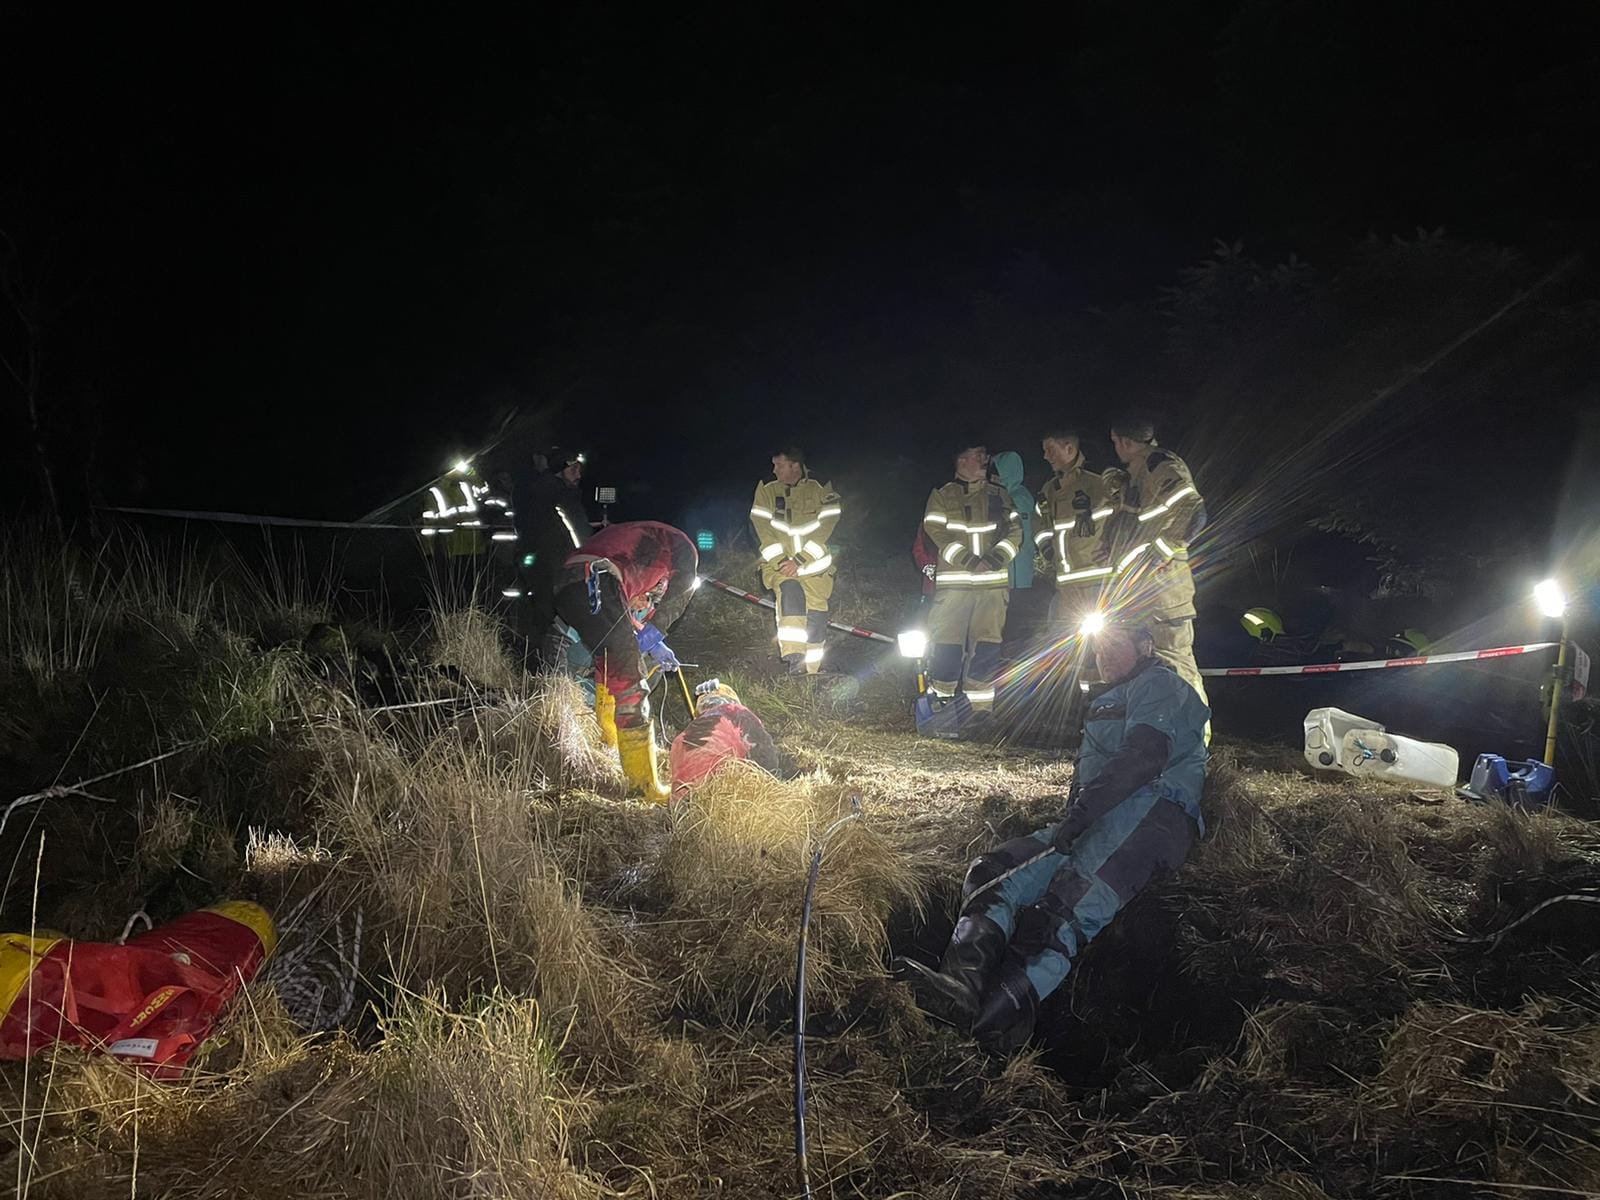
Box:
[0,901,277,1076]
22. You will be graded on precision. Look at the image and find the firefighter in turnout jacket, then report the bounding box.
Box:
[922,444,1024,713]
[420,458,515,558]
[750,447,842,674]
[553,521,699,801]
[1034,430,1123,629]
[1102,417,1208,702]
[896,623,1208,1051]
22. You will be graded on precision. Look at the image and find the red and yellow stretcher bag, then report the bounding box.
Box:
[0,901,276,1076]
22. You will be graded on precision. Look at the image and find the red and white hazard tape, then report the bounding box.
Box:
[1201,642,1557,678]
[699,576,895,644]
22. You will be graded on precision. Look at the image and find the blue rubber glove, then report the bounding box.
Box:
[636,623,680,672]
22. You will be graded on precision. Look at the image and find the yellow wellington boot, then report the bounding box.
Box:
[616,724,669,804]
[594,682,618,748]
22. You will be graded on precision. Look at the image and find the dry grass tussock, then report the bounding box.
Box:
[644,766,924,1018]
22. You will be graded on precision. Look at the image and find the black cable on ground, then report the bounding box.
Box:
[794,796,863,1200]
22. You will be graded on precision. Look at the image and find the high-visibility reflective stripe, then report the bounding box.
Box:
[502,587,523,598]
[803,539,827,560]
[771,517,823,537]
[1058,565,1113,582]
[483,497,508,507]
[557,507,583,548]
[491,532,518,541]
[1154,537,1177,559]
[457,482,478,512]
[937,571,972,583]
[942,542,966,564]
[1092,507,1115,520]
[927,683,956,697]
[421,527,439,536]
[777,628,809,643]
[1008,510,1018,520]
[803,646,826,664]
[1242,612,1264,626]
[1035,529,1053,544]
[964,688,996,702]
[750,505,773,519]
[970,533,983,555]
[923,511,948,526]
[460,519,484,527]
[1137,485,1196,522]
[816,506,842,519]
[797,554,833,576]
[1118,543,1151,571]
[761,543,786,561]
[968,571,1008,584]
[994,540,1018,560]
[947,521,999,533]
[1053,521,1073,531]
[429,486,454,518]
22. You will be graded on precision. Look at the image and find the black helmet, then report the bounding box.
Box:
[546,446,586,472]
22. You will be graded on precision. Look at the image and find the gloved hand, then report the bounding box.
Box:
[636,623,680,672]
[1051,805,1089,852]
[921,562,936,582]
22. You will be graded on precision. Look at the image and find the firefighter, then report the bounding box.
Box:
[922,442,1023,718]
[1102,416,1208,702]
[510,447,592,655]
[896,622,1208,1052]
[553,521,699,801]
[1034,429,1123,632]
[749,446,842,674]
[419,458,515,558]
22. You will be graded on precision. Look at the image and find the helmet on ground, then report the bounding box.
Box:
[693,678,741,715]
[1240,607,1284,642]
[1388,628,1432,657]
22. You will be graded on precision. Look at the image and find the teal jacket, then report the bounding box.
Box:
[991,452,1035,589]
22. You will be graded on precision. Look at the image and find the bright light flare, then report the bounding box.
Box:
[690,575,703,591]
[1079,610,1107,637]
[897,629,928,659]
[452,458,472,475]
[1534,578,1567,619]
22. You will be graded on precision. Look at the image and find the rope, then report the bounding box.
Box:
[0,742,203,841]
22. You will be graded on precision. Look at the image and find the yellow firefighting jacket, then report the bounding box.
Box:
[421,467,515,557]
[922,479,1023,590]
[1035,466,1123,588]
[750,476,841,583]
[1106,448,1205,617]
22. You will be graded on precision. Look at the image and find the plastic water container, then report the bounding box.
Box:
[1467,754,1556,810]
[1303,707,1460,788]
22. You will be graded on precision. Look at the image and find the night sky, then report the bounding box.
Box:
[4,3,1598,537]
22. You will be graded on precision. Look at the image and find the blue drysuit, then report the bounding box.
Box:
[991,452,1036,591]
[962,656,1208,1021]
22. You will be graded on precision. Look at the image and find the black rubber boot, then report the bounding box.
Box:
[971,959,1040,1054]
[895,913,1007,1031]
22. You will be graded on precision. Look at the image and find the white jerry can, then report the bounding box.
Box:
[1303,706,1459,788]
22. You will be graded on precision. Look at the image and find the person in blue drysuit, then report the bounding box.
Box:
[896,621,1209,1051]
[990,451,1035,592]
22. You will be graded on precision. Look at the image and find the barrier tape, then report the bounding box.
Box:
[700,576,895,645]
[1201,642,1557,678]
[105,506,419,531]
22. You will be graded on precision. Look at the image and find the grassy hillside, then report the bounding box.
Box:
[2,530,1599,1199]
